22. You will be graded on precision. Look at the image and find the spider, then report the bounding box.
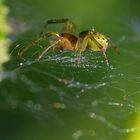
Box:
[19,18,119,66]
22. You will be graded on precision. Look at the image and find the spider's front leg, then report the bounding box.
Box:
[102,51,109,66]
[107,37,120,54]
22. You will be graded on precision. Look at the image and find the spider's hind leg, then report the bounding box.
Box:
[18,34,46,59]
[18,32,59,59]
[37,39,61,60]
[53,45,64,53]
[40,18,75,36]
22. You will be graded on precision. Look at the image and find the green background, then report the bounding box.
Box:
[1,0,140,140]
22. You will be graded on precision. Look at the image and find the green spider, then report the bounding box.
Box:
[19,18,119,66]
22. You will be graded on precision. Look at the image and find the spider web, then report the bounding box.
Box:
[0,23,140,140]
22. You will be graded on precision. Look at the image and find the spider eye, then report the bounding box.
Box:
[102,38,105,40]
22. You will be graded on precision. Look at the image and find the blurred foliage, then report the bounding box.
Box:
[0,0,10,70]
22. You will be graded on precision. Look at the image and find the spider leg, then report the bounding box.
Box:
[38,39,60,60]
[40,18,75,36]
[18,32,61,58]
[107,37,120,54]
[38,32,78,60]
[18,35,45,58]
[102,51,109,66]
[76,37,88,63]
[52,45,64,52]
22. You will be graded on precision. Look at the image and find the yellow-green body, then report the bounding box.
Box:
[87,31,109,52]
